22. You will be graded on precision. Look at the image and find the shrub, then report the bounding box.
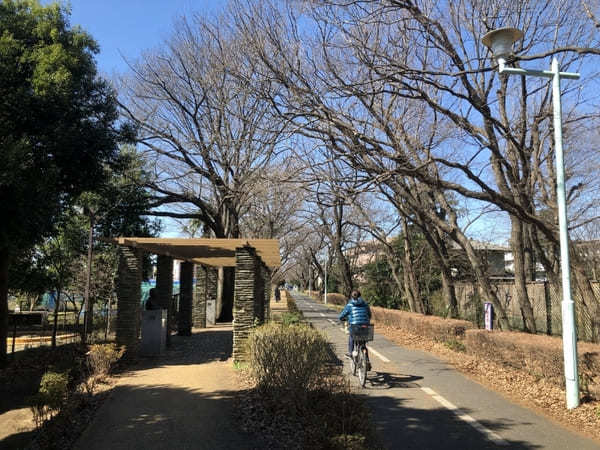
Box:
[39,371,69,412]
[371,306,474,342]
[83,343,124,395]
[247,323,331,399]
[287,293,300,313]
[326,293,347,306]
[465,330,600,398]
[281,311,303,326]
[86,343,124,378]
[29,371,69,427]
[444,339,466,353]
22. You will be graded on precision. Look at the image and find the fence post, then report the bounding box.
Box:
[544,280,552,335]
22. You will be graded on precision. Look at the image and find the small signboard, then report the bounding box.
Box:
[484,302,494,330]
[8,311,47,327]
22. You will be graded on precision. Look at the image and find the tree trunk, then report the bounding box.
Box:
[385,253,407,309]
[510,217,537,332]
[419,220,458,318]
[401,217,424,313]
[85,298,95,340]
[0,249,9,367]
[523,223,536,281]
[455,233,511,329]
[440,268,459,318]
[217,266,234,322]
[52,289,61,348]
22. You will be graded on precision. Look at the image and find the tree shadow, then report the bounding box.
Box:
[367,371,423,390]
[358,394,544,450]
[0,426,37,449]
[114,328,233,375]
[40,385,265,450]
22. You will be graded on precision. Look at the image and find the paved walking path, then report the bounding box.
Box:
[291,291,600,450]
[73,325,260,450]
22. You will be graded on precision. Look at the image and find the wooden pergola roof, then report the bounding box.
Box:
[113,237,281,268]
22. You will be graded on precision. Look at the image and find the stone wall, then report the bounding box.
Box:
[116,246,142,351]
[192,264,217,329]
[233,246,264,362]
[206,266,218,325]
[262,264,271,321]
[178,261,194,336]
[194,265,207,328]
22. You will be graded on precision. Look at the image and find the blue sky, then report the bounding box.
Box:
[45,1,229,237]
[43,1,514,243]
[52,1,225,76]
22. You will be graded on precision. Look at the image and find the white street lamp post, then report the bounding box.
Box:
[483,27,580,409]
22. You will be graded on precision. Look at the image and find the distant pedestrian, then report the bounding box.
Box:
[145,288,160,310]
[274,286,281,303]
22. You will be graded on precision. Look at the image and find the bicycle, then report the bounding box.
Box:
[348,323,374,387]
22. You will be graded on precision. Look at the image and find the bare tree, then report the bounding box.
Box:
[231,0,600,334]
[118,13,288,320]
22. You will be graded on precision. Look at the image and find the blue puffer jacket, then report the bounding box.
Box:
[339,297,371,325]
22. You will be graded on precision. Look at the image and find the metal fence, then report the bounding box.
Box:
[7,309,119,354]
[454,281,599,341]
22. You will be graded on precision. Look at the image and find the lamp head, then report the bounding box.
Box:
[482,27,523,60]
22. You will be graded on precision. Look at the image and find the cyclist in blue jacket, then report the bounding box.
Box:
[339,290,371,358]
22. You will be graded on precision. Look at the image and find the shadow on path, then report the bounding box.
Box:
[367,371,423,390]
[360,393,542,450]
[115,327,233,375]
[74,385,265,450]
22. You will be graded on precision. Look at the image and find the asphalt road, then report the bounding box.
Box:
[290,291,600,450]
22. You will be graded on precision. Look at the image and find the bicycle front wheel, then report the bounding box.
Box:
[358,346,368,387]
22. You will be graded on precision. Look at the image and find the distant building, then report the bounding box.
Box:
[347,237,513,279]
[449,240,510,278]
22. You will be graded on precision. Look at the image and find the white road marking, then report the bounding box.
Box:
[420,387,508,445]
[320,313,325,317]
[368,346,391,363]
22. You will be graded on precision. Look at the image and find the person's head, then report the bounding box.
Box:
[351,290,361,299]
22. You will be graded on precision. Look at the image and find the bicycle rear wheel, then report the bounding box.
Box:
[358,345,368,387]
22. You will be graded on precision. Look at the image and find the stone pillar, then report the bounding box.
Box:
[156,255,173,346]
[206,266,218,325]
[233,246,259,362]
[194,265,207,328]
[263,264,271,321]
[116,246,142,352]
[254,262,265,325]
[178,261,194,336]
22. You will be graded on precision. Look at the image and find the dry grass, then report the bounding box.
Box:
[325,293,347,306]
[465,330,600,399]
